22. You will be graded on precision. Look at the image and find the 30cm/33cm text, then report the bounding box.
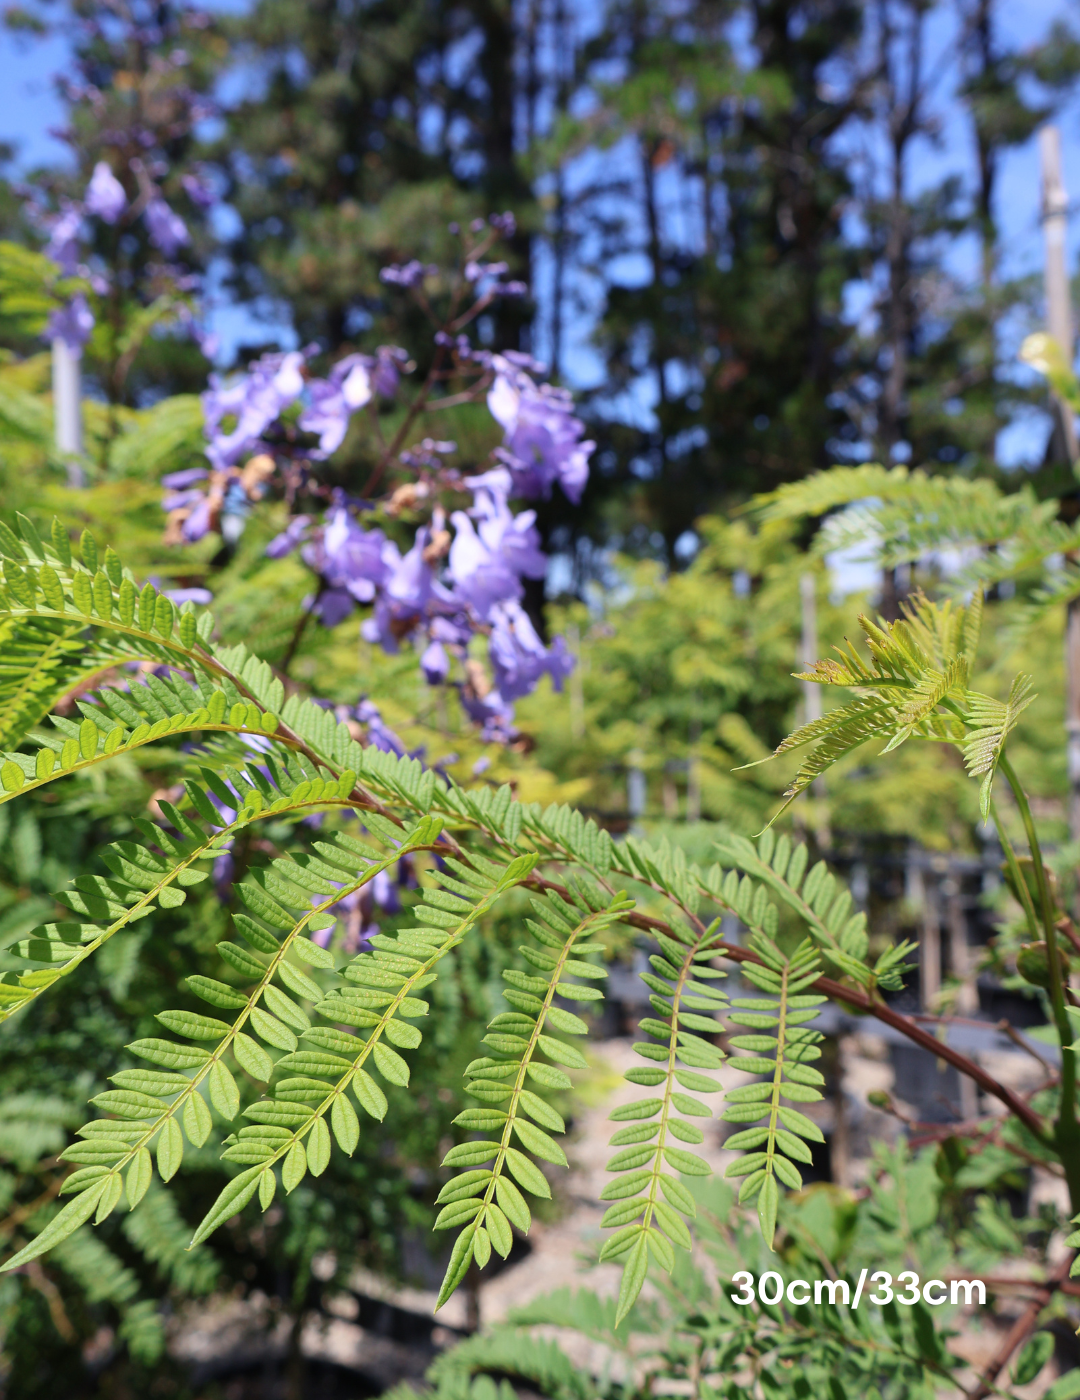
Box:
[731,1271,986,1309]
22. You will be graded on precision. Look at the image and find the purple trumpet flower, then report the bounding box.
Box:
[416,614,472,684]
[312,588,357,628]
[203,350,305,470]
[421,638,450,683]
[46,293,94,351]
[144,197,189,256]
[180,494,214,542]
[488,600,574,702]
[44,206,83,276]
[297,354,371,456]
[447,469,546,621]
[361,526,455,652]
[303,505,397,611]
[266,514,311,559]
[298,379,352,457]
[431,615,472,648]
[487,355,593,503]
[161,467,209,489]
[85,162,126,223]
[458,682,516,744]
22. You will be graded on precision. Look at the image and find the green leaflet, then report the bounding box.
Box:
[157,1119,183,1182]
[721,933,825,1248]
[331,1093,360,1154]
[3,1178,109,1269]
[249,1008,297,1052]
[189,1167,263,1246]
[352,1070,388,1121]
[233,1034,274,1082]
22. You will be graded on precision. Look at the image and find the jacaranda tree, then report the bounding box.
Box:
[3,521,1080,1341]
[0,217,1078,1394]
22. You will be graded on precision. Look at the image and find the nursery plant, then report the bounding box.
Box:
[1,201,1079,1390]
[1,509,1079,1370]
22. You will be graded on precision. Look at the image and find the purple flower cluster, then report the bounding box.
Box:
[158,214,588,744]
[195,344,408,485]
[203,350,305,470]
[269,466,575,741]
[299,356,371,455]
[46,294,94,351]
[144,196,190,256]
[379,261,437,288]
[44,206,83,275]
[40,156,199,352]
[167,342,414,543]
[85,162,126,223]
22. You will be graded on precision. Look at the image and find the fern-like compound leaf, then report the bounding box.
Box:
[722,934,826,1248]
[0,759,370,1022]
[710,832,879,986]
[435,883,633,1309]
[962,674,1036,818]
[600,921,727,1325]
[755,591,1010,825]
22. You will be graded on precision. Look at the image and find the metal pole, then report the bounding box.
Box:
[921,865,941,1010]
[1040,127,1080,841]
[567,622,585,740]
[1040,126,1077,458]
[686,709,701,823]
[800,572,831,847]
[800,573,821,728]
[627,749,646,826]
[52,335,84,487]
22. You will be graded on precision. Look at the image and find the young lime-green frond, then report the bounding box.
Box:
[760,590,1029,824]
[962,675,1037,819]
